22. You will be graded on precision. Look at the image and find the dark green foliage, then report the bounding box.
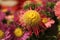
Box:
[47,2,55,9]
[2,19,7,24]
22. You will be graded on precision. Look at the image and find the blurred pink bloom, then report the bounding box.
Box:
[0,12,6,21]
[2,28,11,40]
[0,23,11,40]
[54,1,60,19]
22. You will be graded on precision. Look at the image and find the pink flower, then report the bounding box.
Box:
[0,12,6,21]
[54,1,60,19]
[9,24,30,40]
[0,22,11,40]
[45,18,55,28]
[2,28,11,40]
[18,32,30,40]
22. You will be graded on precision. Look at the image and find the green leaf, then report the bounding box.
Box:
[24,4,30,10]
[30,3,35,10]
[36,3,42,7]
[47,2,55,9]
[41,10,52,17]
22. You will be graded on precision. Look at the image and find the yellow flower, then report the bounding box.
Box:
[42,18,48,23]
[14,28,24,37]
[23,10,40,26]
[0,30,4,38]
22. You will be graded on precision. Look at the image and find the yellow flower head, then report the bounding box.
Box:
[23,10,40,26]
[0,30,4,38]
[14,28,24,37]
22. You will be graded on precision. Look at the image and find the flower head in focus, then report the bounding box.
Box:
[14,0,55,36]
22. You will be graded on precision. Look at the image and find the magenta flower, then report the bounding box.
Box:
[0,22,11,40]
[9,23,30,40]
[0,12,6,21]
[54,1,60,19]
[15,32,30,40]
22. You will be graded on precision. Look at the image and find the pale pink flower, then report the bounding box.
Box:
[54,1,60,19]
[45,18,55,28]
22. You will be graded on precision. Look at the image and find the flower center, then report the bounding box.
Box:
[23,10,40,26]
[14,28,24,37]
[0,30,4,38]
[42,18,48,23]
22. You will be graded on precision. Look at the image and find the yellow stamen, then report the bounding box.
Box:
[42,18,48,23]
[0,30,4,38]
[23,10,40,26]
[14,28,24,37]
